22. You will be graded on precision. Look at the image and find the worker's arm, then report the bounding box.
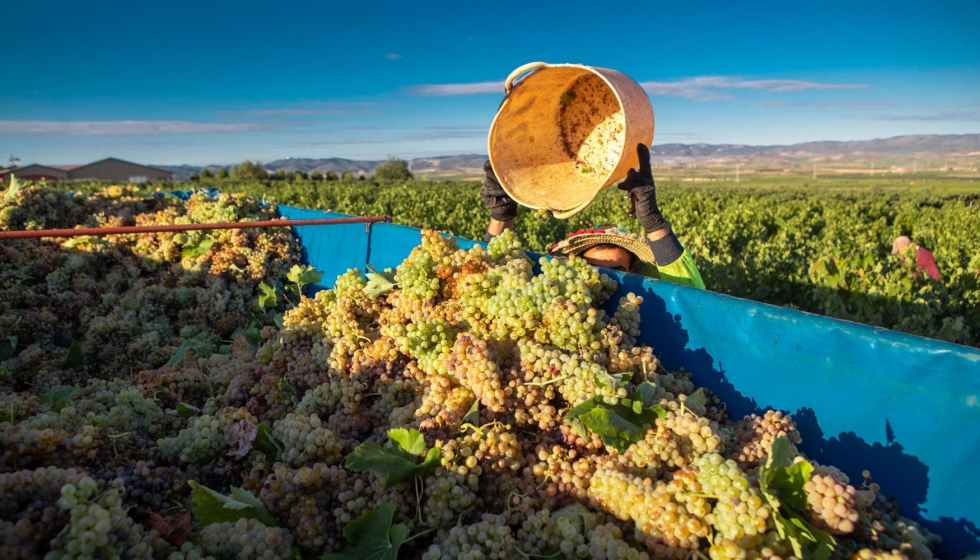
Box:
[621,144,706,290]
[480,160,517,242]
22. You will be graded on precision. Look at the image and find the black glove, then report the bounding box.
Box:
[618,144,684,266]
[617,144,668,234]
[480,160,518,223]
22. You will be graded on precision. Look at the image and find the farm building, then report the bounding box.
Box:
[0,157,173,183]
[0,164,71,182]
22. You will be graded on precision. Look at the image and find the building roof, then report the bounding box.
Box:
[70,157,172,175]
[0,164,68,176]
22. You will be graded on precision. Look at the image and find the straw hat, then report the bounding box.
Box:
[547,224,659,277]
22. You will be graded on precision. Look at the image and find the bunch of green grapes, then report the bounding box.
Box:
[156,407,257,464]
[272,413,343,466]
[420,513,515,560]
[696,453,771,545]
[588,467,703,556]
[195,518,294,560]
[385,320,456,376]
[105,389,164,437]
[486,228,525,262]
[526,442,598,504]
[413,375,475,437]
[47,477,170,559]
[257,463,334,553]
[446,334,509,414]
[394,247,441,300]
[586,522,652,560]
[422,465,479,529]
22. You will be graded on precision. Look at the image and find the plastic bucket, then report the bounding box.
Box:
[488,62,655,219]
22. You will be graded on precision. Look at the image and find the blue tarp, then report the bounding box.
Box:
[279,205,980,558]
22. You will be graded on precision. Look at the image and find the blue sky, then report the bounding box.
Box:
[1,0,978,165]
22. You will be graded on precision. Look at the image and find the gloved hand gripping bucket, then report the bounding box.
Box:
[488,62,655,219]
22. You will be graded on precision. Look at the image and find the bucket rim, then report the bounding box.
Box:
[487,62,641,217]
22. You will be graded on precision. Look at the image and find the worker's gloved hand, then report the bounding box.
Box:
[618,144,669,234]
[480,160,518,222]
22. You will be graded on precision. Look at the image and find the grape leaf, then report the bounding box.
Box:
[225,419,259,459]
[287,264,323,286]
[169,339,210,366]
[686,387,708,408]
[322,502,408,560]
[254,423,283,461]
[770,459,814,512]
[565,396,603,422]
[4,175,30,200]
[759,436,835,560]
[346,428,441,489]
[580,407,645,453]
[273,313,285,329]
[63,235,106,248]
[760,434,793,488]
[258,282,277,311]
[62,341,84,370]
[388,427,427,456]
[637,381,658,407]
[364,264,397,298]
[188,481,278,528]
[38,385,76,412]
[147,510,192,546]
[462,399,480,427]
[0,335,16,362]
[176,402,200,418]
[552,504,598,534]
[181,238,215,258]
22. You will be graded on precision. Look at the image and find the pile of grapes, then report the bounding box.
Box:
[0,186,940,560]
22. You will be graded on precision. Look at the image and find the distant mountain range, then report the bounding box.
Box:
[154,134,980,180]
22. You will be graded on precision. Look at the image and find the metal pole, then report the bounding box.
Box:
[0,216,392,240]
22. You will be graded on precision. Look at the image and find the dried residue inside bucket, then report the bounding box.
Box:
[558,73,626,178]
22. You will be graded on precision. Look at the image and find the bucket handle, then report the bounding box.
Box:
[504,62,548,94]
[551,198,594,220]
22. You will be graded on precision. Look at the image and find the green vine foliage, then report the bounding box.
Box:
[64,179,980,346]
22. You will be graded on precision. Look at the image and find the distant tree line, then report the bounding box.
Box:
[189,156,413,183]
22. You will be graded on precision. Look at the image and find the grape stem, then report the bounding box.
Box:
[524,375,570,387]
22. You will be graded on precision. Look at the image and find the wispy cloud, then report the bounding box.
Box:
[639,77,868,100]
[408,75,867,99]
[872,112,980,122]
[218,102,386,119]
[385,53,403,60]
[0,120,276,135]
[754,100,892,108]
[409,81,504,96]
[406,126,486,141]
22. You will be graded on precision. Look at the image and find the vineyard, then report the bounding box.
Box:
[0,184,950,560]
[71,176,979,348]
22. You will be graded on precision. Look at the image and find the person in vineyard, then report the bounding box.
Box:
[481,143,705,289]
[892,235,941,281]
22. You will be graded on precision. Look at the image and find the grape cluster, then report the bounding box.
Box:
[272,413,343,466]
[47,477,170,559]
[421,514,515,560]
[731,410,802,469]
[195,518,293,560]
[696,454,771,545]
[804,473,859,534]
[157,407,257,463]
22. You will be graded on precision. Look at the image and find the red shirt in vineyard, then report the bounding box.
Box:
[892,236,941,281]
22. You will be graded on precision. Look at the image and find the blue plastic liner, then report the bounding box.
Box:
[279,205,980,558]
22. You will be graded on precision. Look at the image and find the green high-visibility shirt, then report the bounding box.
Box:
[656,250,705,290]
